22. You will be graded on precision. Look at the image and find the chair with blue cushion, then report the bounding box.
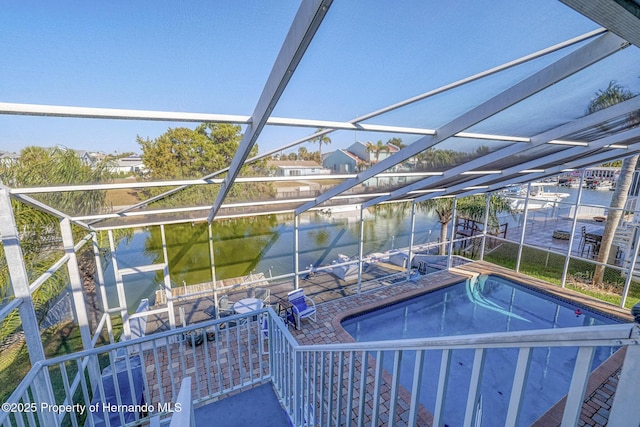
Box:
[287,289,316,329]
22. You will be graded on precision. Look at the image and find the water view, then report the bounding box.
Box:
[103,187,614,311]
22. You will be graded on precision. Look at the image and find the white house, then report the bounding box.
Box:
[267,160,330,177]
[109,156,146,175]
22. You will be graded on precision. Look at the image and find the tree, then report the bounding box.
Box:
[138,123,275,206]
[365,140,390,165]
[297,146,309,160]
[387,137,405,149]
[417,194,512,255]
[310,128,331,158]
[0,147,112,339]
[588,83,640,284]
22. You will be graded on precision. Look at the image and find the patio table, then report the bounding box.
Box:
[233,297,264,314]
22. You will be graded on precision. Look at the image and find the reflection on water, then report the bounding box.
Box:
[102,188,614,310]
[103,206,442,309]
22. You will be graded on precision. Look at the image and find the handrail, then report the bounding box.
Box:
[299,323,637,352]
[35,308,287,367]
[2,306,638,427]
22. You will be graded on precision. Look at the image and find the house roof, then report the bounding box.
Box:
[267,160,322,168]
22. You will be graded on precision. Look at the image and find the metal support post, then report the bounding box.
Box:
[608,322,640,426]
[0,189,56,425]
[208,223,220,318]
[515,183,532,272]
[620,227,640,307]
[479,194,491,260]
[407,202,417,279]
[561,169,587,287]
[447,198,458,269]
[294,214,300,289]
[160,224,176,330]
[357,206,365,292]
[59,218,101,383]
[108,230,131,338]
[91,233,113,343]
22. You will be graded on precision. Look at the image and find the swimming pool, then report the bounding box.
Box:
[341,275,621,426]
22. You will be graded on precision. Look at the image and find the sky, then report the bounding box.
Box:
[1,1,639,157]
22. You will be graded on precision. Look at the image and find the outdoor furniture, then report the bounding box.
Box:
[254,287,271,305]
[277,299,296,329]
[218,295,235,317]
[233,297,264,314]
[584,230,603,258]
[578,226,587,255]
[552,230,570,240]
[287,289,316,330]
[259,314,270,354]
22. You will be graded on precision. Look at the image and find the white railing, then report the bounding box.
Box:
[1,309,638,427]
[277,323,640,427]
[0,310,274,427]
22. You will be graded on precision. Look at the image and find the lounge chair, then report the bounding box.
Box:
[287,289,316,329]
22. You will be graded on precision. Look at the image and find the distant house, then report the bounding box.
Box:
[0,151,19,166]
[322,141,400,173]
[347,141,398,164]
[267,160,330,177]
[323,149,362,173]
[109,156,146,175]
[50,146,107,167]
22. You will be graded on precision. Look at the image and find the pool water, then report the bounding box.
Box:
[342,275,620,426]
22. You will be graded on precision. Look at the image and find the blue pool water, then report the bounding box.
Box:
[342,275,621,426]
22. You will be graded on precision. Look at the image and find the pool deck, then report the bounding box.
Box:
[285,261,632,427]
[142,255,632,426]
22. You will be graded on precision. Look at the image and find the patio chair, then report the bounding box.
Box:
[578,226,587,255]
[254,287,271,305]
[218,295,235,317]
[287,289,316,329]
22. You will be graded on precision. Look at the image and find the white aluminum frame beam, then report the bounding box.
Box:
[208,0,333,222]
[416,126,640,202]
[89,28,602,219]
[5,28,587,224]
[295,32,626,215]
[561,0,640,48]
[364,94,640,207]
[442,140,640,202]
[0,183,92,230]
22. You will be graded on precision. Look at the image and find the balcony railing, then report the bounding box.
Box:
[1,308,638,427]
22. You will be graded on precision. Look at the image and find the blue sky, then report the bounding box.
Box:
[1,1,637,157]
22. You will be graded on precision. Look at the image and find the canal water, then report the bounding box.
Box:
[103,187,614,311]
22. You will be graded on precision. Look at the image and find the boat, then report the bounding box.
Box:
[504,183,570,211]
[583,177,614,191]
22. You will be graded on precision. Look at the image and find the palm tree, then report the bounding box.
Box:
[587,82,640,284]
[417,194,512,255]
[0,147,113,339]
[310,128,331,159]
[365,140,390,165]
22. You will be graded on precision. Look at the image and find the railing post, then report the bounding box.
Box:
[609,303,640,426]
[294,214,300,290]
[293,350,302,426]
[357,206,365,292]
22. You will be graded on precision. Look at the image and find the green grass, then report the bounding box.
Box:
[0,317,123,404]
[484,243,640,310]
